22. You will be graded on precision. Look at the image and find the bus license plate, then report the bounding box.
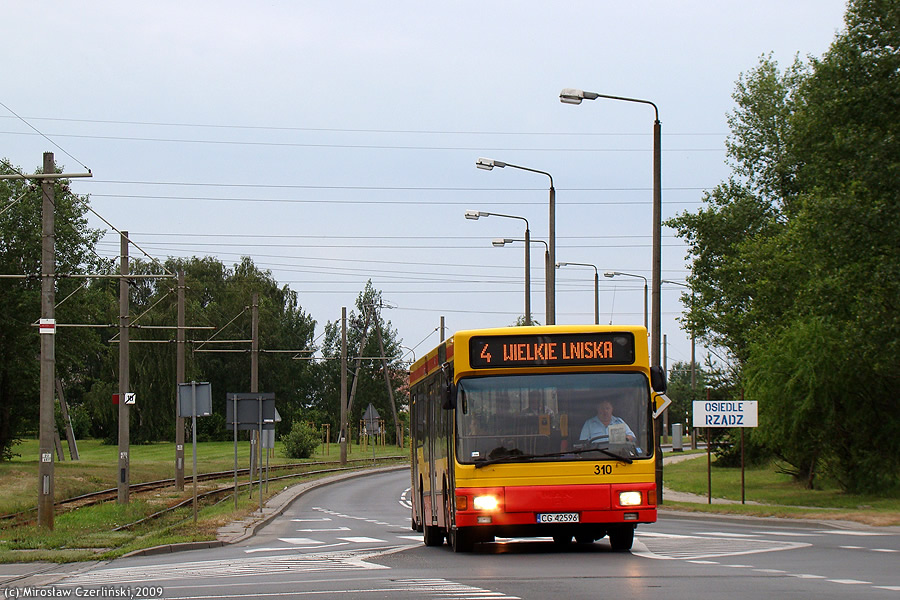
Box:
[536,512,580,523]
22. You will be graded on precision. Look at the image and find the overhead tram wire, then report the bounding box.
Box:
[88,254,687,285]
[88,245,690,277]
[0,102,92,174]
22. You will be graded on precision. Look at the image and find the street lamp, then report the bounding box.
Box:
[476,158,556,324]
[556,262,599,325]
[493,238,550,325]
[604,271,648,331]
[466,209,532,325]
[560,89,661,367]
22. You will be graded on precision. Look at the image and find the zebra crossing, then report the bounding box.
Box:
[240,505,422,553]
[57,548,404,585]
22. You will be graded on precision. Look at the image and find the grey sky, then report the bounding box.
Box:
[2,1,849,365]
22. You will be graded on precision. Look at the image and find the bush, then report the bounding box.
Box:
[282,421,321,459]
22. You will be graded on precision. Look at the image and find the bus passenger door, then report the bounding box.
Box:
[426,382,438,526]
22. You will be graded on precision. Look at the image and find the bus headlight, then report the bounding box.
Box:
[618,491,642,506]
[473,495,499,511]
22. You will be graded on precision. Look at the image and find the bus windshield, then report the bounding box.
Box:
[455,372,652,465]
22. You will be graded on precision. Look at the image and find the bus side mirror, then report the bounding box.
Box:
[441,362,457,409]
[650,366,667,394]
[442,380,458,409]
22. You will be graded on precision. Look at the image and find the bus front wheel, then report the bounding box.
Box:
[608,525,635,551]
[423,522,444,546]
[448,527,474,552]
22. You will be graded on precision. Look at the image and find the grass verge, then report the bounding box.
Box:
[663,451,900,526]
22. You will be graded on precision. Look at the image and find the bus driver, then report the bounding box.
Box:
[579,398,635,444]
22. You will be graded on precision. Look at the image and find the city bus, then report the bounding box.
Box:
[409,324,668,552]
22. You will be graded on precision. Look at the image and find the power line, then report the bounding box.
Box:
[85,180,714,192]
[2,130,725,153]
[0,114,728,137]
[84,193,706,206]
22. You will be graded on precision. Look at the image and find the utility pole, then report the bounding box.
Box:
[345,308,371,417]
[374,317,402,448]
[55,379,79,460]
[38,152,56,528]
[0,154,93,528]
[118,231,130,504]
[175,270,185,490]
[339,307,348,465]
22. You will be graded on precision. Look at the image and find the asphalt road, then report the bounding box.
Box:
[6,468,900,599]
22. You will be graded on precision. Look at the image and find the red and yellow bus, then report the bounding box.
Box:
[409,324,668,552]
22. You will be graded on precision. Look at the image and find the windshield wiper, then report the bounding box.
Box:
[474,447,632,468]
[589,447,633,464]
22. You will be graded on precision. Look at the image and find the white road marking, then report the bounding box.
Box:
[752,530,822,537]
[633,532,810,560]
[819,530,890,536]
[245,542,349,553]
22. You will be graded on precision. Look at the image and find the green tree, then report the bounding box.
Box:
[667,57,803,364]
[79,255,317,444]
[666,0,900,492]
[512,315,540,327]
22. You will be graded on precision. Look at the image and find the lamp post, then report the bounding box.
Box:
[466,209,532,325]
[603,271,648,331]
[492,238,549,325]
[556,262,599,324]
[560,89,660,366]
[476,158,556,324]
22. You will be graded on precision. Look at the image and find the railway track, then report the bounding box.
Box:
[1,456,406,530]
[111,464,365,531]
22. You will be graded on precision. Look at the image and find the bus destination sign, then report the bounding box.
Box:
[469,332,635,369]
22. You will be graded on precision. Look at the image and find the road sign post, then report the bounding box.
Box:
[178,382,212,523]
[693,398,758,504]
[226,393,277,513]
